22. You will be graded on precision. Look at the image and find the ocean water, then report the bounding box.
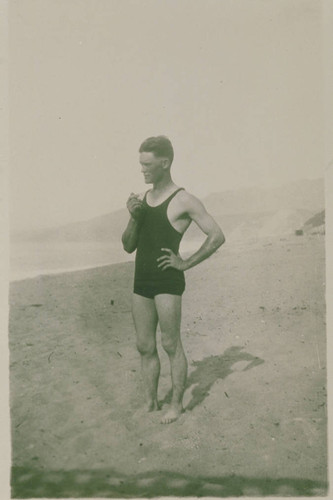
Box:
[10,239,202,282]
[9,241,133,282]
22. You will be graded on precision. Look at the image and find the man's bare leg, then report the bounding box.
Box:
[132,293,160,411]
[155,294,187,423]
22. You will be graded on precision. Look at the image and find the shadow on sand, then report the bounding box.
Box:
[11,466,327,497]
[162,346,264,410]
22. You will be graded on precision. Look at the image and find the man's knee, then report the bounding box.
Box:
[136,339,156,357]
[161,332,178,356]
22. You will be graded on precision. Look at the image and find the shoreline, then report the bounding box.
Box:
[9,240,204,283]
[9,258,134,284]
[9,232,323,285]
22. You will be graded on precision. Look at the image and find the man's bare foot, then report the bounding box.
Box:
[160,405,184,424]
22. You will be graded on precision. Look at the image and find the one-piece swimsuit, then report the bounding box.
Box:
[134,187,186,299]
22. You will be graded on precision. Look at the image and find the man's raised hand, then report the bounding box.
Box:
[126,193,145,223]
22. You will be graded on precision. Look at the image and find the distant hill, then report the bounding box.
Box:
[301,210,325,235]
[12,208,130,244]
[303,210,325,229]
[12,178,324,244]
[227,208,314,241]
[203,178,324,215]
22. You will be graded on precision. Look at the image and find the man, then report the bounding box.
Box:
[122,136,225,424]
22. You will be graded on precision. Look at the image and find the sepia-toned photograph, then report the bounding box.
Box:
[7,0,328,498]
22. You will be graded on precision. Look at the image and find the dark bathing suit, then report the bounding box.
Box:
[134,188,186,299]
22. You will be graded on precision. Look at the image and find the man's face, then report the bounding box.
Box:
[139,152,166,184]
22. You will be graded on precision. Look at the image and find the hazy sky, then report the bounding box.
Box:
[10,0,324,231]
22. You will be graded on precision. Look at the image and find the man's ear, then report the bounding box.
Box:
[162,158,170,170]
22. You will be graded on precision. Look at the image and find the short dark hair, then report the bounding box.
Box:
[139,136,174,164]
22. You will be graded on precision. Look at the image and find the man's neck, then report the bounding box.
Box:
[152,176,175,193]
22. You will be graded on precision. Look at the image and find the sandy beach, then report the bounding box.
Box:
[9,233,327,497]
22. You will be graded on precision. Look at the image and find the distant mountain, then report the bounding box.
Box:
[203,178,324,215]
[226,208,314,241]
[303,210,325,229]
[302,210,325,235]
[12,208,130,243]
[12,178,324,243]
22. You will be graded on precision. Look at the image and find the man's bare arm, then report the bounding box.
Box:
[122,217,141,254]
[121,193,144,254]
[157,193,225,271]
[181,194,225,270]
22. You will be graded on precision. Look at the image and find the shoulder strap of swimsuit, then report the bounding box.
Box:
[164,187,185,206]
[144,187,185,207]
[143,190,150,203]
